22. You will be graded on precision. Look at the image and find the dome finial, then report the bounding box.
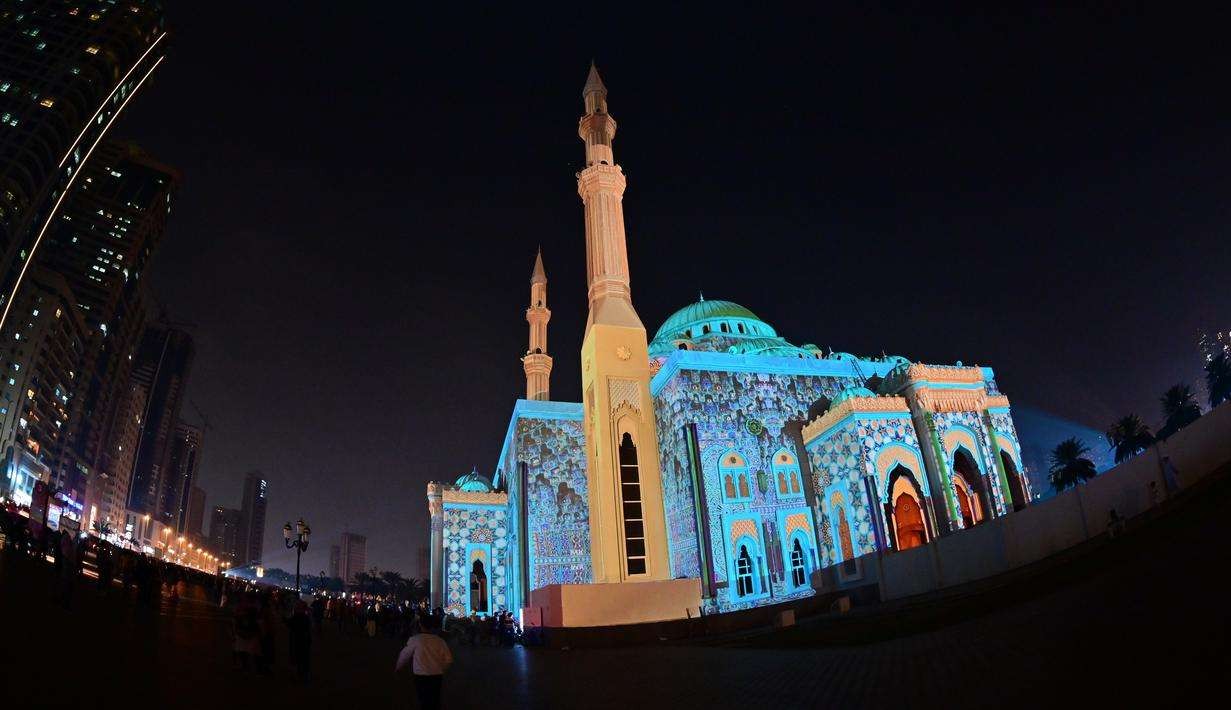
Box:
[698,290,705,302]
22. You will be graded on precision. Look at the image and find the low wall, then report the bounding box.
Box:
[527,578,701,628]
[858,401,1231,601]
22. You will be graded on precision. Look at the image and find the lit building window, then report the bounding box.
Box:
[735,544,754,596]
[39,98,54,107]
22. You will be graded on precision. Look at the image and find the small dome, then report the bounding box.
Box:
[830,386,877,408]
[455,468,493,492]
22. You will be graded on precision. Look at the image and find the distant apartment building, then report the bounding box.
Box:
[185,484,206,539]
[239,471,267,565]
[208,505,244,564]
[339,532,367,585]
[127,327,193,522]
[329,545,341,580]
[161,422,202,532]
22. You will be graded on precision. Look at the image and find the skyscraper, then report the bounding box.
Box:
[339,532,366,585]
[126,326,192,520]
[239,471,267,565]
[0,2,168,334]
[208,505,243,564]
[328,545,341,580]
[37,140,179,512]
[0,268,89,507]
[184,484,206,540]
[161,421,202,532]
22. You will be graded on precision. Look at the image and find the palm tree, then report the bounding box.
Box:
[1206,353,1231,408]
[1158,383,1201,439]
[405,577,428,603]
[1106,414,1153,463]
[381,570,407,602]
[1048,437,1098,492]
[91,520,113,537]
[351,571,372,595]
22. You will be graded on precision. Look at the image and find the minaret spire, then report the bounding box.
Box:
[523,248,552,401]
[576,64,670,584]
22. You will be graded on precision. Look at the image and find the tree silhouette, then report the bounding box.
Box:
[1158,383,1201,440]
[1106,414,1154,463]
[1206,353,1231,408]
[381,570,407,602]
[1048,437,1097,492]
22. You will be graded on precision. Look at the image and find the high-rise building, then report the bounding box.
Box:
[127,326,192,520]
[161,421,202,532]
[37,140,179,513]
[0,2,168,334]
[0,268,89,508]
[339,532,366,585]
[239,471,267,565]
[208,504,243,564]
[184,484,206,539]
[96,380,145,532]
[328,545,341,580]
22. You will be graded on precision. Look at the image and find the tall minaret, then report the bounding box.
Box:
[522,249,552,401]
[577,63,670,583]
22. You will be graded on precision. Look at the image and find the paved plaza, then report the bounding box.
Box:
[2,472,1227,709]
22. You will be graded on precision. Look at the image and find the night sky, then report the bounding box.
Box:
[113,5,1230,577]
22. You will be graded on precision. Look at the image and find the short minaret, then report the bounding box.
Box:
[523,249,553,401]
[576,63,671,584]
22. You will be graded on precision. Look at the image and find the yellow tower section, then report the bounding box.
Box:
[576,64,670,583]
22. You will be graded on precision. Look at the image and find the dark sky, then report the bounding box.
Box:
[113,4,1230,577]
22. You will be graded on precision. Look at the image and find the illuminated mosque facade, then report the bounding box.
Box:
[426,66,1033,625]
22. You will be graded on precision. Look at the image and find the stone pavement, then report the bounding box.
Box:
[1,471,1227,709]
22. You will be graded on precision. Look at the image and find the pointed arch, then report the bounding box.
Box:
[719,448,751,502]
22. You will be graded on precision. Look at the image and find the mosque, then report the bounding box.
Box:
[426,65,1033,626]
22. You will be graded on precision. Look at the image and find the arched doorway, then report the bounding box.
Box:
[470,559,488,613]
[894,493,926,550]
[1001,450,1027,511]
[951,448,988,528]
[735,544,755,597]
[886,464,930,551]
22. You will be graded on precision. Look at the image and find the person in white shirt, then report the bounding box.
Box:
[395,614,453,709]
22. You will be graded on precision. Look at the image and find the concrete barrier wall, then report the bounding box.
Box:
[1001,487,1087,569]
[878,543,936,598]
[871,401,1231,601]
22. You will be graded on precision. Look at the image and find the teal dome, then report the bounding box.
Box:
[455,469,493,492]
[652,298,778,343]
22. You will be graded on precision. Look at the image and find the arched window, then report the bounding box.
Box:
[790,539,807,587]
[737,323,746,334]
[772,449,803,500]
[720,451,751,502]
[735,544,755,596]
[678,343,688,350]
[618,432,647,575]
[837,507,854,561]
[470,559,488,613]
[702,325,711,335]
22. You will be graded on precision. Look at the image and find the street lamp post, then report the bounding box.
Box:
[283,518,310,594]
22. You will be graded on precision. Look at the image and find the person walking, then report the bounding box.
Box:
[287,600,312,681]
[395,614,453,710]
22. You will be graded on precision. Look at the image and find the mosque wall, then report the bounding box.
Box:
[500,409,593,594]
[653,367,860,613]
[441,499,510,617]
